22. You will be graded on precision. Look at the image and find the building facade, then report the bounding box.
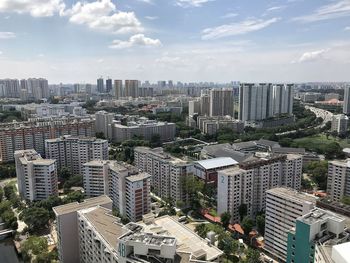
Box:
[327,160,350,202]
[14,149,58,201]
[45,135,108,175]
[83,160,151,222]
[0,117,95,163]
[264,188,316,262]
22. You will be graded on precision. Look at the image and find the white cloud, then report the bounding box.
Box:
[0,0,65,17]
[202,18,279,40]
[109,34,162,49]
[266,6,286,12]
[176,0,213,8]
[293,0,350,22]
[63,0,143,34]
[145,16,158,20]
[221,13,238,19]
[0,32,16,39]
[345,26,350,31]
[138,0,154,4]
[297,49,329,63]
[0,51,2,55]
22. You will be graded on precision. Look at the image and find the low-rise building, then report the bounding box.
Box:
[14,149,58,201]
[196,116,244,135]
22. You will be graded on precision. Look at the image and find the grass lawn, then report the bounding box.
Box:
[293,134,350,152]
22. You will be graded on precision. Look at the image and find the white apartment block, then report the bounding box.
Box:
[264,188,316,262]
[0,117,95,163]
[83,160,151,222]
[95,110,115,139]
[53,196,113,263]
[54,197,223,263]
[134,147,192,203]
[14,149,58,201]
[239,83,294,122]
[327,160,350,202]
[217,154,302,222]
[45,135,108,175]
[331,114,349,135]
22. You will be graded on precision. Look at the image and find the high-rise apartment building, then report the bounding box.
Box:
[97,77,104,93]
[54,198,223,263]
[0,79,20,98]
[114,79,123,99]
[95,110,115,139]
[264,188,316,262]
[210,88,234,117]
[200,94,211,116]
[331,114,349,135]
[14,149,58,201]
[53,195,113,263]
[217,154,303,222]
[134,147,192,203]
[105,78,112,93]
[125,80,139,98]
[0,117,95,163]
[239,83,294,122]
[287,208,349,263]
[45,135,108,175]
[343,86,350,115]
[83,160,151,222]
[327,160,350,202]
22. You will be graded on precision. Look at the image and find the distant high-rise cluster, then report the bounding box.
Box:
[239,83,294,122]
[0,78,49,100]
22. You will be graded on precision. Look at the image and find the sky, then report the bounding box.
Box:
[0,0,350,84]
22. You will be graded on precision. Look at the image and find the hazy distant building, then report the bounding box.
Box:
[210,88,234,117]
[331,114,349,135]
[200,94,211,116]
[15,149,58,201]
[106,78,112,93]
[239,83,293,122]
[325,93,340,101]
[343,86,350,115]
[114,80,123,99]
[125,80,139,98]
[97,77,104,93]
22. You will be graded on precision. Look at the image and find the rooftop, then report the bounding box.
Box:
[300,208,345,225]
[53,195,112,216]
[81,206,129,250]
[141,216,223,261]
[126,172,151,182]
[195,157,238,170]
[267,187,317,204]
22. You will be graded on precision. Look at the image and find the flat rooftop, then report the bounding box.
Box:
[301,208,345,225]
[196,157,238,170]
[53,195,112,216]
[142,216,223,261]
[126,172,151,182]
[81,206,129,250]
[267,187,317,204]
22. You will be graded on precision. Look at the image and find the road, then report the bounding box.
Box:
[304,105,333,128]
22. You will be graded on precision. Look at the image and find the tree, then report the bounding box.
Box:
[95,132,106,139]
[20,207,50,232]
[256,215,265,235]
[21,236,48,262]
[0,186,3,202]
[150,134,162,148]
[221,212,231,229]
[218,232,239,257]
[195,223,207,238]
[341,196,350,205]
[63,175,83,193]
[63,190,84,203]
[241,217,254,236]
[238,204,247,221]
[244,248,262,263]
[34,195,63,218]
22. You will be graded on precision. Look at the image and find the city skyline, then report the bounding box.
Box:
[0,0,349,83]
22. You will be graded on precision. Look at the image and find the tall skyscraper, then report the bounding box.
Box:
[343,86,350,115]
[97,77,104,93]
[125,80,139,98]
[14,149,58,201]
[106,78,112,93]
[209,88,234,117]
[264,188,316,262]
[114,80,123,99]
